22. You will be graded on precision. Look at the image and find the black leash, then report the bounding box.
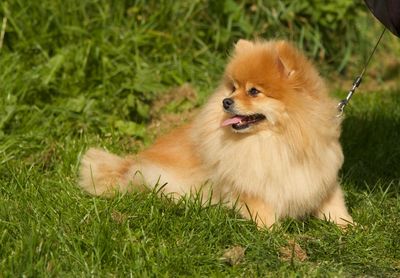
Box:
[337,27,387,116]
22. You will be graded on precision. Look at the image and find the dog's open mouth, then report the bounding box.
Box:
[221,114,266,130]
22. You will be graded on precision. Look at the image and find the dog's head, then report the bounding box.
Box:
[220,39,323,134]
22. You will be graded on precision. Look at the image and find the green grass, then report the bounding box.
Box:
[1,0,400,276]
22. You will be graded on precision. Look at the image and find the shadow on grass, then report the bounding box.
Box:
[340,90,400,192]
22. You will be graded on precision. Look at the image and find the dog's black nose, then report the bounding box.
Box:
[223,98,234,110]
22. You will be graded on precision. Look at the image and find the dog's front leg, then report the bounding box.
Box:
[237,193,277,228]
[314,185,353,227]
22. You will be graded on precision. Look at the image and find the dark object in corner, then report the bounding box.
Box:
[365,0,400,37]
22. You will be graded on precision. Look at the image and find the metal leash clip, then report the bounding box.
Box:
[337,76,362,117]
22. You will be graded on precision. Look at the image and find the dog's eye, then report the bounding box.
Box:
[231,85,236,93]
[248,87,260,97]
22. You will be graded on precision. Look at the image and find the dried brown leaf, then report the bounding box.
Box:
[279,239,308,262]
[221,245,246,266]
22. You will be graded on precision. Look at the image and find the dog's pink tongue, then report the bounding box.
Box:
[221,116,243,127]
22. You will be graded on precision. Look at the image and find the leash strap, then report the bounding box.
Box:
[337,27,387,116]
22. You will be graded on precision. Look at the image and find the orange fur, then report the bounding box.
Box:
[78,39,353,228]
[139,125,201,170]
[237,192,276,228]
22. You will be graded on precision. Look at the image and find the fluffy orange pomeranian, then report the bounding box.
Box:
[79,39,353,228]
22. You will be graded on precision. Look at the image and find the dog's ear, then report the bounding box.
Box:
[234,39,253,53]
[276,56,292,78]
[276,41,295,78]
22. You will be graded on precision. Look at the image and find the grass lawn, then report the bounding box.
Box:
[1,1,400,276]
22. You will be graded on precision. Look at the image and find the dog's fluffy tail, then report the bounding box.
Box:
[79,148,134,197]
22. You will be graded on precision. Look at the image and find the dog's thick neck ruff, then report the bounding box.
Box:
[193,111,343,218]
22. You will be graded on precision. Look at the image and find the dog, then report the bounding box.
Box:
[79,39,353,228]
